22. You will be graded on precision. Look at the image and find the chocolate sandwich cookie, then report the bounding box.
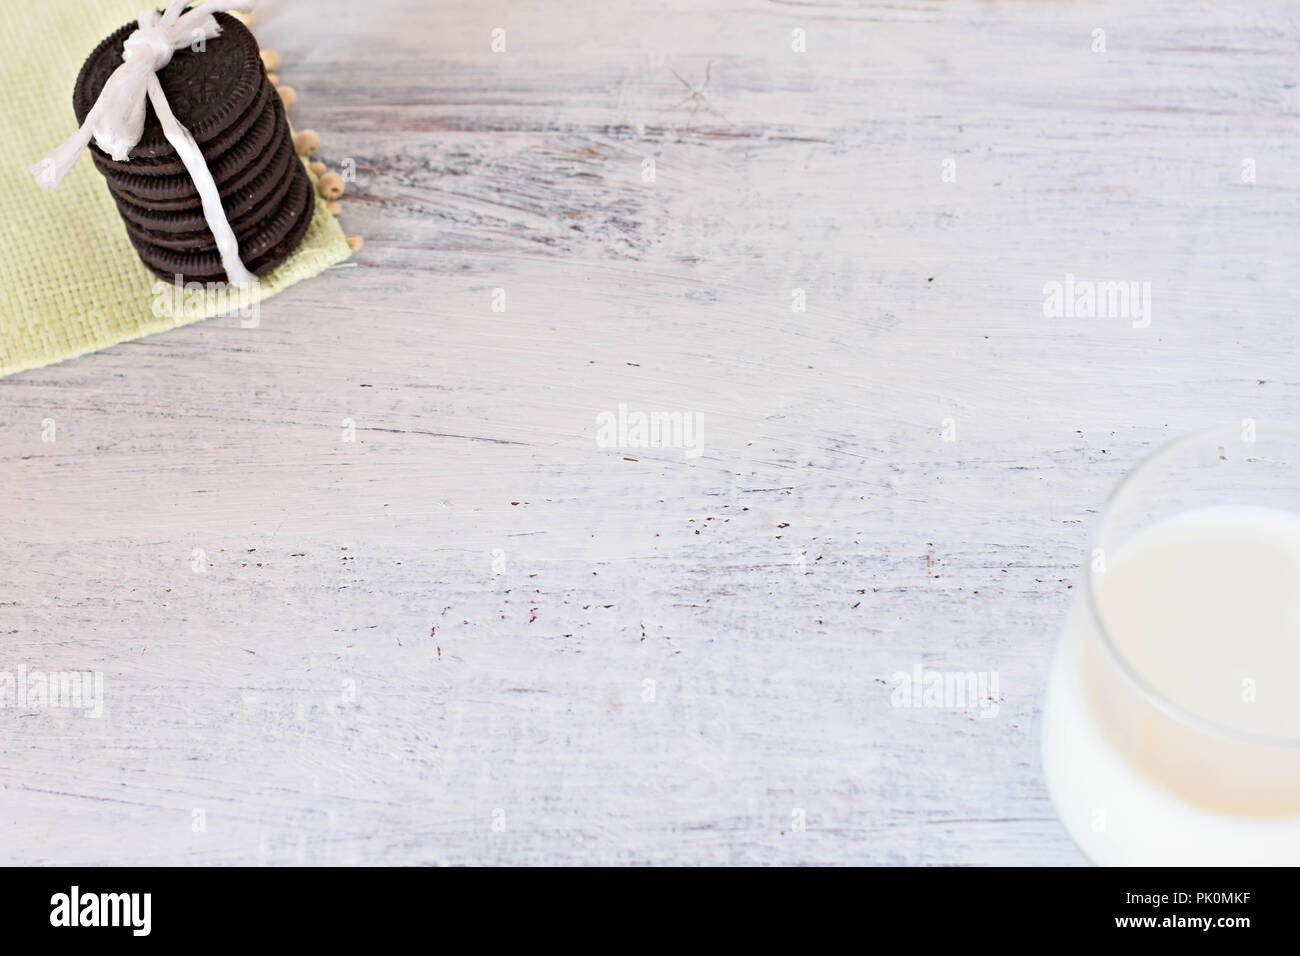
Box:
[91,78,277,188]
[115,157,301,251]
[127,162,315,281]
[88,75,272,179]
[111,131,297,238]
[105,100,291,213]
[116,173,296,251]
[72,10,314,282]
[74,12,265,163]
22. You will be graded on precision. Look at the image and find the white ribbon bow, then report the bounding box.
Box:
[33,0,257,287]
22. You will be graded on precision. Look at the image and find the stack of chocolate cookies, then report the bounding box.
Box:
[74,12,312,283]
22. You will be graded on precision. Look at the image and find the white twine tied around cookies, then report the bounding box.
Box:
[32,0,257,287]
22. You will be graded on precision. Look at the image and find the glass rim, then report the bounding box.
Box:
[1084,422,1300,750]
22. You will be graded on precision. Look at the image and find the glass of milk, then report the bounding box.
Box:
[1042,423,1300,864]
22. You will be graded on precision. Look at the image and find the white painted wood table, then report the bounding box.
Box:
[2,0,1296,866]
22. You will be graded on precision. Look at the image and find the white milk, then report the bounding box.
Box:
[1099,505,1300,739]
[1042,505,1300,865]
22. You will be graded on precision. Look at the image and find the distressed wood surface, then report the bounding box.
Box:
[2,0,1298,865]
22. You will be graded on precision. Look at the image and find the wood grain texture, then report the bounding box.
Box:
[1,0,1298,865]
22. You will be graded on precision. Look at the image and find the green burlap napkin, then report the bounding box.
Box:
[0,1,352,378]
